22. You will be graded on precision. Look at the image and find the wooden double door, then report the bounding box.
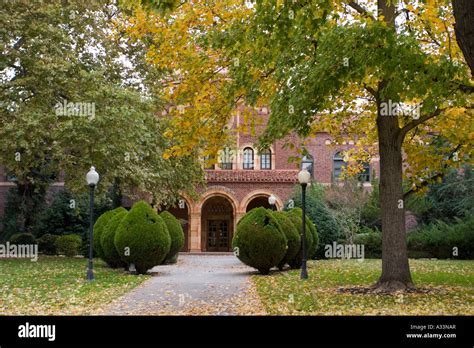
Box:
[206,219,231,252]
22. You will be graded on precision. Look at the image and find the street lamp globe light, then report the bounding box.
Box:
[86,166,99,187]
[298,169,310,280]
[268,194,277,210]
[298,169,311,185]
[86,166,99,281]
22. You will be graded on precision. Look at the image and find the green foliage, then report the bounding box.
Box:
[288,184,343,258]
[114,201,171,274]
[35,189,113,239]
[353,230,382,259]
[37,234,58,255]
[272,211,301,270]
[0,1,203,207]
[0,187,47,242]
[409,167,474,224]
[233,207,287,275]
[101,211,128,268]
[55,234,82,257]
[307,219,319,259]
[159,211,185,264]
[9,233,37,245]
[360,180,382,230]
[281,208,314,268]
[407,216,474,259]
[93,207,126,259]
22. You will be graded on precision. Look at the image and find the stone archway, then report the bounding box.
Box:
[246,196,271,212]
[200,195,235,252]
[240,190,284,213]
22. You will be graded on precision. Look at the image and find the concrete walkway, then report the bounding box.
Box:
[104,254,266,315]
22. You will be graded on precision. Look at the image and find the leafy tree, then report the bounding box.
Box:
[0,0,203,225]
[126,0,473,291]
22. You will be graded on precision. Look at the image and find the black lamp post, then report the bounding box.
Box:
[86,166,99,281]
[298,169,311,280]
[268,194,277,211]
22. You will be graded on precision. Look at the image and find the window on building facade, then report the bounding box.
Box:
[202,155,215,170]
[243,147,254,170]
[333,152,347,180]
[219,147,234,170]
[357,162,371,182]
[260,149,272,170]
[301,155,314,178]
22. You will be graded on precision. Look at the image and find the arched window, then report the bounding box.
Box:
[260,149,272,170]
[243,147,254,170]
[301,155,314,178]
[333,152,347,181]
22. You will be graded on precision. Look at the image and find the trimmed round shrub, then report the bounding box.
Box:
[37,233,58,255]
[93,207,126,259]
[9,233,37,245]
[55,234,82,257]
[286,208,314,269]
[272,211,300,270]
[160,211,185,264]
[307,219,319,259]
[114,201,171,274]
[232,207,287,275]
[101,210,128,268]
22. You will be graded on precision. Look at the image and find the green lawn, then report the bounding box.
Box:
[253,259,474,315]
[0,256,149,315]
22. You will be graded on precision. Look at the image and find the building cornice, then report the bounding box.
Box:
[205,170,298,183]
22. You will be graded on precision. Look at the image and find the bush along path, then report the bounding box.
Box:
[105,254,266,315]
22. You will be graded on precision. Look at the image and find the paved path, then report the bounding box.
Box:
[104,254,266,315]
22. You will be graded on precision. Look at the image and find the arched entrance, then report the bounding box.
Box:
[164,200,190,252]
[201,196,234,252]
[246,196,271,212]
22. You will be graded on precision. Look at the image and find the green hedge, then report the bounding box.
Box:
[407,216,474,259]
[285,208,315,268]
[353,231,382,258]
[55,234,82,257]
[352,216,474,260]
[114,201,171,274]
[37,233,58,255]
[9,233,37,245]
[272,211,301,270]
[233,207,287,274]
[160,211,185,264]
[93,207,126,259]
[101,210,128,268]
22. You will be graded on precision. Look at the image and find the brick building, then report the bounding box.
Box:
[165,108,380,252]
[0,108,379,252]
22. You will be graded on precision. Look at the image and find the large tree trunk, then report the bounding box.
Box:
[375,109,414,292]
[452,0,474,76]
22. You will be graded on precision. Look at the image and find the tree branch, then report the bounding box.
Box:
[397,108,444,145]
[403,144,462,199]
[347,1,375,20]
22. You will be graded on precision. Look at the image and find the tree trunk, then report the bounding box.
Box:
[375,107,414,292]
[452,0,474,76]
